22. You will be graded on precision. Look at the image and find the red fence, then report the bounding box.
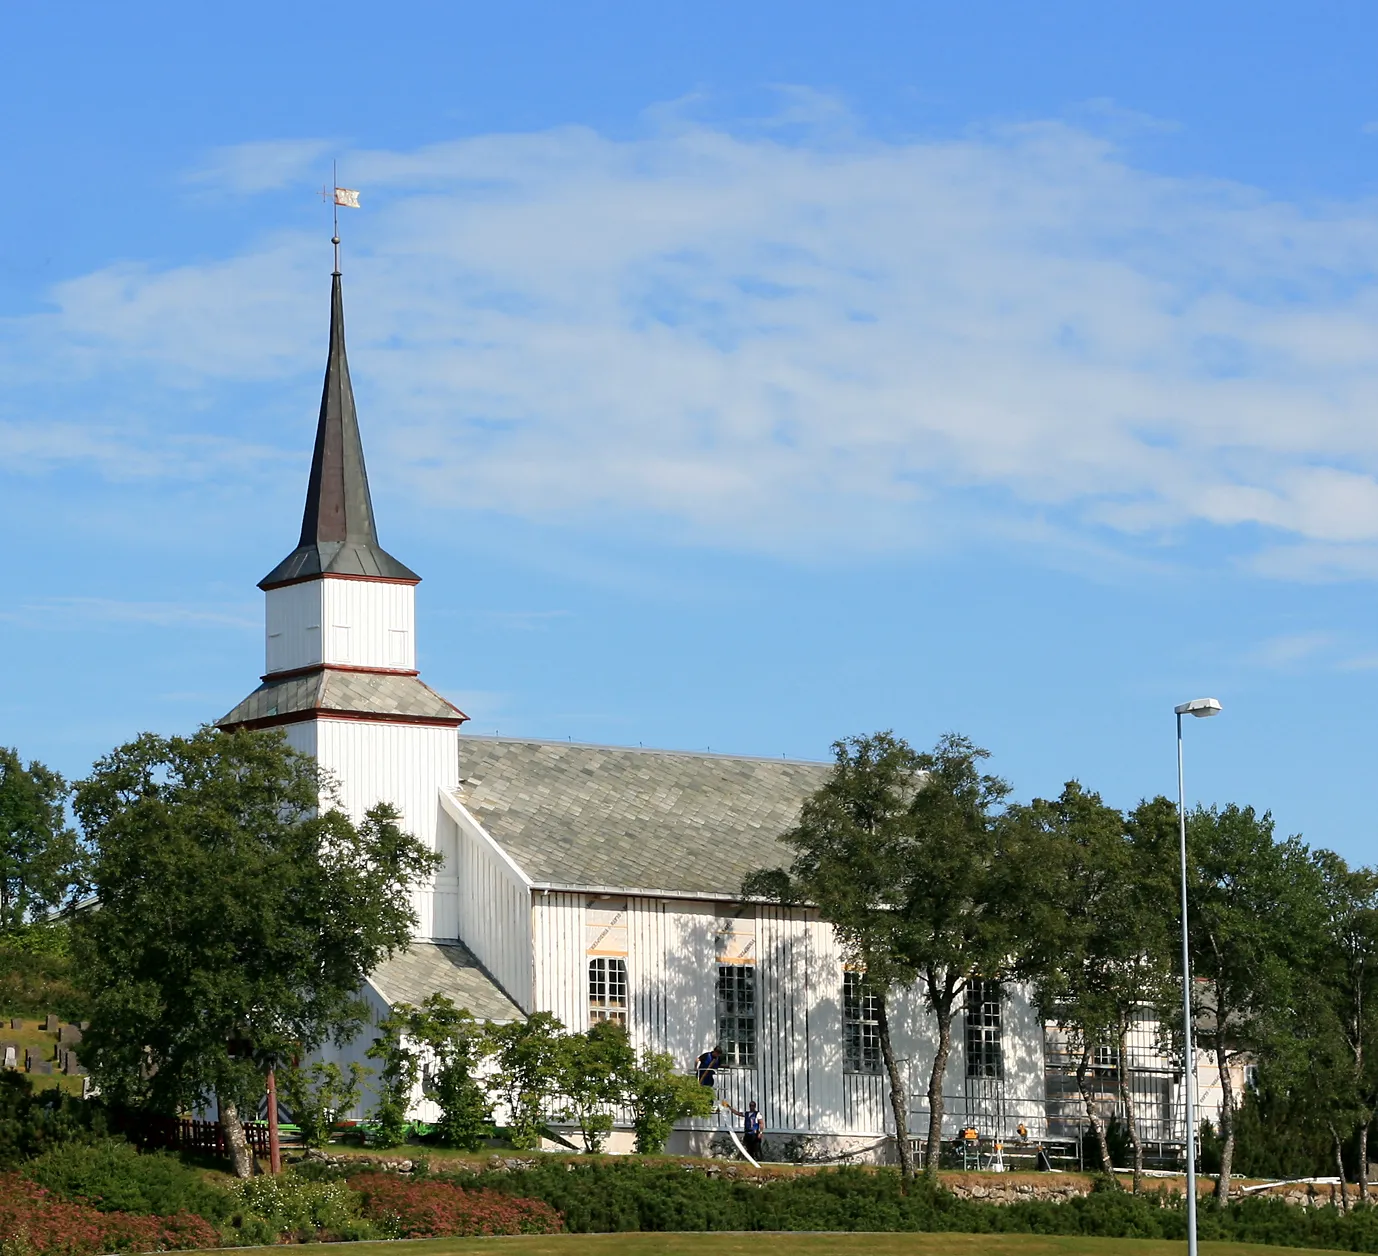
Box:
[114,1113,273,1157]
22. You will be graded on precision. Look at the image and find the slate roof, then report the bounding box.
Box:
[368,941,522,1022]
[218,669,464,729]
[260,272,419,590]
[454,737,830,898]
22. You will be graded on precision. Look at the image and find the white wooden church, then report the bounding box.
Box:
[217,269,1201,1162]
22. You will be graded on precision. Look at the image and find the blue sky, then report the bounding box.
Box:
[4,2,1378,861]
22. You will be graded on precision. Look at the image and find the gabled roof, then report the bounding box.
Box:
[218,669,465,730]
[454,737,830,899]
[368,940,522,1022]
[260,272,419,590]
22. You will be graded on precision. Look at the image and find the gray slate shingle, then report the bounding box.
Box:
[368,941,522,1022]
[455,737,830,898]
[219,671,462,727]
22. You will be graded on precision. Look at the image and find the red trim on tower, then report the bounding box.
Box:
[261,663,421,682]
[261,571,421,592]
[225,707,469,733]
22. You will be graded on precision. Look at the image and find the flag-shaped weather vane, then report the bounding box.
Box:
[321,161,361,274]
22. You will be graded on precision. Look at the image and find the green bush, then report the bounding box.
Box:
[230,1170,378,1242]
[21,1140,233,1222]
[441,1158,1378,1250]
[0,1074,105,1168]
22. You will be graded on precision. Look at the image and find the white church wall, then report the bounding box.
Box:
[319,578,416,670]
[313,718,457,939]
[533,891,587,1031]
[439,793,533,1010]
[265,581,325,674]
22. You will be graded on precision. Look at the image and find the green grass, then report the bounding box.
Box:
[202,1236,1356,1256]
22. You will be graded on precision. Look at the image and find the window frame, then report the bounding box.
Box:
[842,969,883,1076]
[964,978,1004,1080]
[587,955,628,1027]
[716,963,757,1069]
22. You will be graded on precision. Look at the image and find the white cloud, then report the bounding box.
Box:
[7,107,1378,572]
[186,139,335,195]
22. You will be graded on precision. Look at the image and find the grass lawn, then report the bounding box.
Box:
[207,1236,1356,1256]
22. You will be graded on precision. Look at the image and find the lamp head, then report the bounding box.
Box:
[1174,697,1222,718]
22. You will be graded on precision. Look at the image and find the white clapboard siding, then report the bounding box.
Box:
[313,720,457,939]
[264,578,417,674]
[319,578,417,670]
[533,892,587,1032]
[440,793,534,1011]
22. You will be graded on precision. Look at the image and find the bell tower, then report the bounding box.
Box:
[219,266,467,939]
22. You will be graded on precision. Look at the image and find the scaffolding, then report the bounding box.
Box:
[1043,1008,1187,1166]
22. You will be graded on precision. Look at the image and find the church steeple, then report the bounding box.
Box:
[260,272,419,590]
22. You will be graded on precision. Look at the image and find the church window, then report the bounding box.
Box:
[843,970,882,1075]
[588,957,628,1025]
[586,897,628,1028]
[716,964,756,1068]
[965,979,1003,1079]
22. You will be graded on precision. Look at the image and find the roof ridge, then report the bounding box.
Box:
[458,733,825,768]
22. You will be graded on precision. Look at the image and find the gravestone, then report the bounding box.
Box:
[59,1024,82,1045]
[64,1052,84,1076]
[44,1014,59,1032]
[79,1021,90,1031]
[9,1019,21,1031]
[30,1061,53,1075]
[1,1044,16,1070]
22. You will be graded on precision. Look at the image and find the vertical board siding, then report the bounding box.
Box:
[533,892,587,1032]
[314,720,456,939]
[264,582,324,674]
[319,579,417,669]
[443,801,533,1011]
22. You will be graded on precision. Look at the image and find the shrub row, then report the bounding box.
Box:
[346,1171,563,1238]
[0,1173,218,1256]
[445,1158,1378,1251]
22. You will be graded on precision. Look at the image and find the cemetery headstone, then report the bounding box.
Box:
[1,1044,16,1070]
[59,1025,82,1045]
[9,1019,21,1031]
[79,1021,90,1031]
[64,1052,83,1075]
[31,1061,53,1075]
[44,1014,59,1032]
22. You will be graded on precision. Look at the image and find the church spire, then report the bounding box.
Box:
[260,271,419,590]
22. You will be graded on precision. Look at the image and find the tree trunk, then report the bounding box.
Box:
[1076,1044,1115,1178]
[875,993,913,1182]
[1116,1022,1144,1194]
[219,1094,255,1179]
[1213,1042,1236,1202]
[925,997,955,1181]
[1360,1121,1369,1206]
[266,1068,281,1175]
[1333,1125,1349,1213]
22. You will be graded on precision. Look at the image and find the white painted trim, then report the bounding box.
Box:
[440,790,534,888]
[529,880,800,906]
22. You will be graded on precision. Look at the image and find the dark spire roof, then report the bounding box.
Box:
[260,272,420,590]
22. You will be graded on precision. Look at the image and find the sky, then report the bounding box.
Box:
[3,2,1378,861]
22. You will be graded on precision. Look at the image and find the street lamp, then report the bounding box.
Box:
[1175,697,1221,1256]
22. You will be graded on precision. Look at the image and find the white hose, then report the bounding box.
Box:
[718,1110,761,1167]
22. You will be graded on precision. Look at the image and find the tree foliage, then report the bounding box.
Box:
[0,748,84,933]
[70,726,438,1175]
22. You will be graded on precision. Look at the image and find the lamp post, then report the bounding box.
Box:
[1175,697,1221,1256]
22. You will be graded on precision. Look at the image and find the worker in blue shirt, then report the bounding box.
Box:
[695,1043,724,1086]
[725,1098,764,1161]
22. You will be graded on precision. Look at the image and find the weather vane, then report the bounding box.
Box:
[320,160,361,274]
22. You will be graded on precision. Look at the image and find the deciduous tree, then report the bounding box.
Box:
[0,748,83,932]
[72,726,438,1177]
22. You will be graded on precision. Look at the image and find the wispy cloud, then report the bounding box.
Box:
[1243,631,1336,670]
[186,139,335,195]
[7,102,1378,576]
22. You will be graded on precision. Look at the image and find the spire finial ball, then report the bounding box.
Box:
[332,236,340,245]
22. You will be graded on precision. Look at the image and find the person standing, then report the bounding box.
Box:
[725,1099,765,1161]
